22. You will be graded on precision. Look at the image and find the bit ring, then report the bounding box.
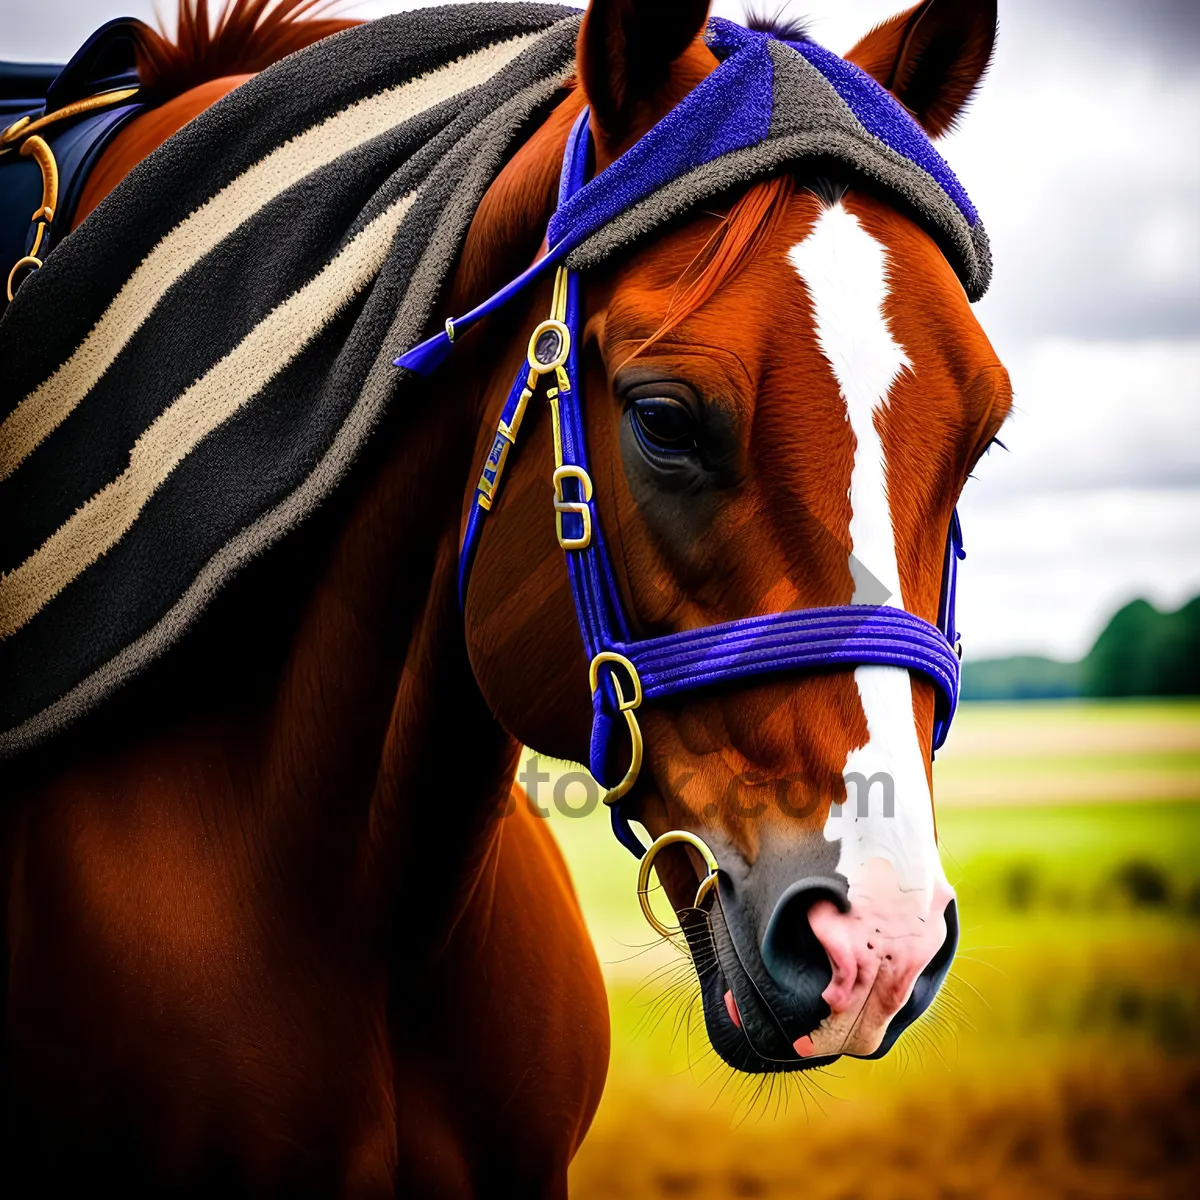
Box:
[636,830,721,938]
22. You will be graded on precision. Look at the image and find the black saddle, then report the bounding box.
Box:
[1,17,157,308]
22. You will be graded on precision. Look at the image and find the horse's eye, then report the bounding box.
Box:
[631,397,698,454]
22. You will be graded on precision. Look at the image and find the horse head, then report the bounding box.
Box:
[460,0,1011,1073]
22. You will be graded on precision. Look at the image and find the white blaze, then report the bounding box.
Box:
[787,204,947,898]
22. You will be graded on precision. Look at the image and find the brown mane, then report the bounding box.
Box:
[134,0,360,101]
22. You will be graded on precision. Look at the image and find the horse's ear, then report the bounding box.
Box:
[577,0,712,144]
[845,0,997,138]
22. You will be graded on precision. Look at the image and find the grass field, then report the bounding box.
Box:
[536,700,1200,1199]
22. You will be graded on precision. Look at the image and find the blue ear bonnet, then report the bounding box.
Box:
[398,17,989,377]
[783,35,978,228]
[554,17,989,300]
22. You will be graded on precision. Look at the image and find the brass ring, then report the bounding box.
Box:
[636,830,721,938]
[589,652,643,805]
[527,318,571,374]
[6,254,42,302]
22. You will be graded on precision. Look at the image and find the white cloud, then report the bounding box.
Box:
[981,339,1200,494]
[944,20,1200,350]
[958,484,1200,660]
[959,337,1200,658]
[1130,203,1200,292]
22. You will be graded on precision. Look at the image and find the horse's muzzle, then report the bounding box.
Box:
[664,848,960,1072]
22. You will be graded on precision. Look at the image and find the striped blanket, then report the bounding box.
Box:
[0,4,988,755]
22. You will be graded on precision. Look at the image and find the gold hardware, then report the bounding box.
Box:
[445,317,455,342]
[541,267,574,387]
[542,270,590,547]
[636,830,721,939]
[590,656,721,932]
[7,254,42,302]
[498,386,534,443]
[6,135,60,300]
[3,87,139,297]
[526,318,570,375]
[550,262,568,320]
[0,115,30,149]
[467,267,574,514]
[20,136,58,222]
[548,393,593,542]
[549,396,564,468]
[694,870,720,908]
[553,464,593,550]
[476,436,512,502]
[589,651,643,709]
[589,652,644,806]
[475,380,537,510]
[0,87,139,152]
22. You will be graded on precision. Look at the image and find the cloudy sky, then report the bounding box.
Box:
[6,1,1199,660]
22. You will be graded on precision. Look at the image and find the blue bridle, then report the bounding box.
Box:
[398,109,965,860]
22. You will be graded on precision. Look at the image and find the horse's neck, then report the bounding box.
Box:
[40,79,590,939]
[261,380,516,927]
[346,104,590,912]
[180,86,582,925]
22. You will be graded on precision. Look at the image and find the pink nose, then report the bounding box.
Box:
[799,861,955,1058]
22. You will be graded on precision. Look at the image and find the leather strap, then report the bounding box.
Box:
[1,18,151,305]
[413,109,965,860]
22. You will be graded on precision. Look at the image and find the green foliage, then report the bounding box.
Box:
[1083,596,1200,697]
[1109,860,1172,908]
[962,595,1200,700]
[938,798,1200,916]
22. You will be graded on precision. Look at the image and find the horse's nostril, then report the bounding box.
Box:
[760,877,849,994]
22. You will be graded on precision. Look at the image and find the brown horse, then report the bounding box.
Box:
[3,0,1010,1193]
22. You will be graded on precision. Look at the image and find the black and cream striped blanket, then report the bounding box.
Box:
[0,4,989,755]
[0,5,581,754]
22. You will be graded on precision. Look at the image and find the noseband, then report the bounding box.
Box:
[399,109,965,862]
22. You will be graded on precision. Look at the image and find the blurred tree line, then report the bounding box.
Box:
[1084,597,1200,697]
[961,596,1200,700]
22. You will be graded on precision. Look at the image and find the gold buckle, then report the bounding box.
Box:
[589,652,643,806]
[6,135,58,301]
[467,267,572,513]
[636,830,721,939]
[553,464,593,550]
[3,88,139,294]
